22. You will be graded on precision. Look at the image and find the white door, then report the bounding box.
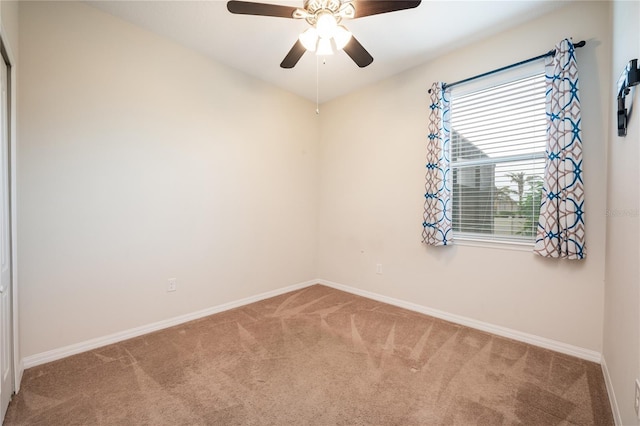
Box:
[0,57,13,419]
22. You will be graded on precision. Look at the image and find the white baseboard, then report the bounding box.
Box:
[601,355,623,425]
[22,278,602,371]
[22,280,316,369]
[318,279,602,363]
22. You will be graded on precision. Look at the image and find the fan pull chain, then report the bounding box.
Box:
[315,55,320,114]
[315,57,327,115]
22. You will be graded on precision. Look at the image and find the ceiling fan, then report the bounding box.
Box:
[227,0,422,69]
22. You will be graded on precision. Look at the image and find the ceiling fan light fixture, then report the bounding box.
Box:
[316,37,334,56]
[315,12,337,39]
[299,27,318,51]
[333,25,352,50]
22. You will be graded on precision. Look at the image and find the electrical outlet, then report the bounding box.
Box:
[167,278,177,292]
[635,379,640,419]
[376,264,383,274]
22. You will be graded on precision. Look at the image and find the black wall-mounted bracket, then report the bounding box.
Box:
[617,58,639,137]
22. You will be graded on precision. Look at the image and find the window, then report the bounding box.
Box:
[450,72,546,244]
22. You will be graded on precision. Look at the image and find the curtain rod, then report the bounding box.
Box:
[430,40,586,92]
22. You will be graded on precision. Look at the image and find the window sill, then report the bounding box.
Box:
[453,234,534,252]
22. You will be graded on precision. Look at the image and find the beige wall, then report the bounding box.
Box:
[316,1,611,353]
[0,1,18,56]
[603,0,640,423]
[18,1,319,357]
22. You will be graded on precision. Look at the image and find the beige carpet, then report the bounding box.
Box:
[5,284,613,425]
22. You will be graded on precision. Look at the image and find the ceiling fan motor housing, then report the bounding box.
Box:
[300,0,355,25]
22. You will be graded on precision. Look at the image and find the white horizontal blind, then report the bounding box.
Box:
[450,72,546,243]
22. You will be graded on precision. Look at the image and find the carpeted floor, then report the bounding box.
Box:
[5,284,613,425]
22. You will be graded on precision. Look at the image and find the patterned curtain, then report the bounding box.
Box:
[534,39,586,259]
[422,82,452,246]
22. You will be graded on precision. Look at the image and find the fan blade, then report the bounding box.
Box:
[280,40,306,68]
[227,1,297,18]
[343,36,373,68]
[353,0,421,18]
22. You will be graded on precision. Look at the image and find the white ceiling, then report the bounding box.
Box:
[88,0,570,103]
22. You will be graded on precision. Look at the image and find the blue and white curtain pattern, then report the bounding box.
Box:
[422,82,452,246]
[534,39,586,259]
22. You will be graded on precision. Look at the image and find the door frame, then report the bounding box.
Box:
[0,21,19,394]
